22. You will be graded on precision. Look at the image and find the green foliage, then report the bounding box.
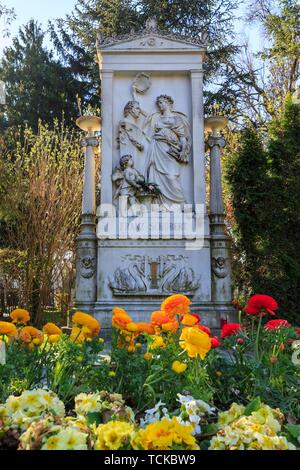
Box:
[207,319,300,419]
[110,330,214,413]
[0,334,109,405]
[0,20,84,130]
[50,0,240,108]
[225,100,300,322]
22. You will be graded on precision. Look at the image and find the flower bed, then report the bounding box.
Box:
[0,294,299,450]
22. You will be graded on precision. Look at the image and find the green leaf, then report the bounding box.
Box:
[244,397,261,416]
[202,423,218,436]
[86,412,102,426]
[285,424,300,439]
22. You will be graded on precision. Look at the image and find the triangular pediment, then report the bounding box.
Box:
[98,33,205,52]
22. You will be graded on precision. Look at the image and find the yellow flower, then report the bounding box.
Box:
[10,308,30,325]
[108,371,116,378]
[126,322,138,332]
[48,334,61,344]
[161,294,191,317]
[179,326,211,359]
[70,326,86,343]
[133,417,199,450]
[127,345,135,353]
[181,314,199,326]
[0,321,17,337]
[172,361,187,374]
[144,352,153,361]
[94,421,135,450]
[149,335,165,350]
[42,427,88,450]
[136,342,142,349]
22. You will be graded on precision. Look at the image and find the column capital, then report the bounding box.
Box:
[80,136,100,148]
[207,135,226,149]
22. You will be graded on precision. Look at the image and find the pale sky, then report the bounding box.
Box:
[0,0,76,54]
[0,0,263,57]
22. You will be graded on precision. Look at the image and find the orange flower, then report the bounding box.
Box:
[151,311,178,334]
[10,309,30,325]
[0,321,17,337]
[179,326,211,359]
[151,311,173,326]
[126,322,138,332]
[161,295,191,317]
[112,307,127,316]
[161,319,179,333]
[18,326,43,349]
[72,311,100,337]
[43,323,62,336]
[70,326,86,343]
[136,322,155,335]
[112,310,133,331]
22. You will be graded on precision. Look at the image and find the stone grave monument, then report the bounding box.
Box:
[75,19,235,334]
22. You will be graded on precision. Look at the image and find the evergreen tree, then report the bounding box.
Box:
[225,100,300,322]
[0,20,84,130]
[50,0,240,108]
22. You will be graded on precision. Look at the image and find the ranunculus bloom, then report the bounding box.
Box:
[43,323,62,336]
[244,294,278,316]
[181,314,199,326]
[112,311,132,330]
[221,323,243,338]
[264,319,291,330]
[72,312,100,337]
[136,322,155,335]
[0,321,17,337]
[149,335,165,350]
[197,324,211,336]
[161,294,191,317]
[179,326,211,359]
[162,319,179,333]
[48,334,61,344]
[172,361,187,374]
[18,326,43,349]
[210,336,221,348]
[10,309,30,325]
[151,311,173,326]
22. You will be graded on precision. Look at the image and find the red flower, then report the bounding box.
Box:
[244,294,278,316]
[297,328,300,335]
[221,323,244,338]
[264,319,291,330]
[237,338,244,345]
[210,336,221,348]
[196,324,211,336]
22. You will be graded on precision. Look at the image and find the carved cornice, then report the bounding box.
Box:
[97,18,208,50]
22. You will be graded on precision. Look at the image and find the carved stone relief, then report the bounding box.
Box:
[212,256,229,278]
[109,254,200,295]
[80,256,96,279]
[115,84,191,209]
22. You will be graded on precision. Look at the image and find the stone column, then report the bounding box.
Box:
[205,116,232,303]
[75,116,101,312]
